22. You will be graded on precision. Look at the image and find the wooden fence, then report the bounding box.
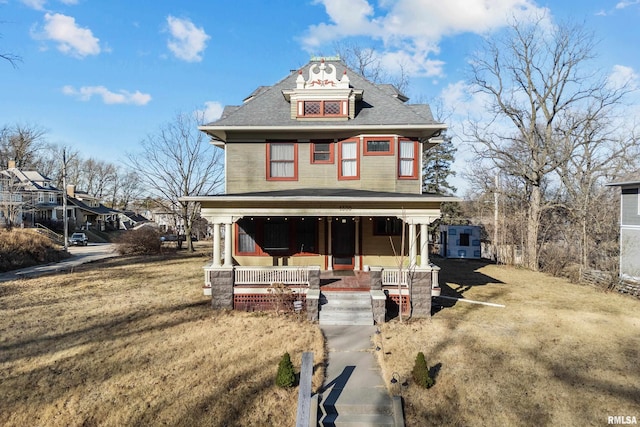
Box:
[580,269,640,299]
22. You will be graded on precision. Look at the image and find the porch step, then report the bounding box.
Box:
[320,388,396,426]
[319,291,373,326]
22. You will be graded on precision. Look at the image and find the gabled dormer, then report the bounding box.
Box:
[282,58,363,121]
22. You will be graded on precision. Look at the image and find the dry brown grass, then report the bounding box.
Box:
[0,229,68,272]
[375,258,640,427]
[0,251,324,427]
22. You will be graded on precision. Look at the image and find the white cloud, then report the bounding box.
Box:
[62,85,152,105]
[21,0,47,10]
[21,0,78,9]
[166,16,210,62]
[608,65,639,91]
[616,0,640,9]
[302,0,549,78]
[195,101,224,123]
[34,13,100,57]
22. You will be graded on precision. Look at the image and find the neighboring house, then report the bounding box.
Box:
[65,185,120,231]
[183,58,456,322]
[439,225,482,259]
[119,211,149,230]
[143,207,183,234]
[608,179,640,282]
[0,161,62,227]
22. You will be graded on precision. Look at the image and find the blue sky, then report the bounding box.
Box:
[1,0,638,194]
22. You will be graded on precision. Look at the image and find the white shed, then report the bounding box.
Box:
[439,225,482,259]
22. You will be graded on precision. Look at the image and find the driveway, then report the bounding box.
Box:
[0,243,119,282]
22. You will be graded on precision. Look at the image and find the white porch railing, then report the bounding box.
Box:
[234,266,311,286]
[382,269,410,287]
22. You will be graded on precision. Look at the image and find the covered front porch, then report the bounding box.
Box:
[203,263,441,323]
[185,189,450,322]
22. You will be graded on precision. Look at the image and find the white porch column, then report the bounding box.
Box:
[354,217,361,270]
[409,222,417,267]
[223,222,233,267]
[420,222,430,267]
[327,217,333,271]
[212,223,222,267]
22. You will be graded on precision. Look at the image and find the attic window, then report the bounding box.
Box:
[299,100,346,117]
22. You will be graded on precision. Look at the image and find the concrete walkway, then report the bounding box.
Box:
[0,243,118,283]
[319,325,399,426]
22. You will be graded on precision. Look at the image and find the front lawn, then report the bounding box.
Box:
[375,258,640,426]
[0,252,324,426]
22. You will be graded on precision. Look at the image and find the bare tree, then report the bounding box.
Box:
[467,16,630,270]
[126,112,224,251]
[107,168,142,210]
[557,114,638,270]
[1,31,20,67]
[333,41,410,95]
[0,124,49,169]
[0,169,22,228]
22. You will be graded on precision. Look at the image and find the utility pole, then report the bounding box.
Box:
[63,148,68,251]
[494,174,499,263]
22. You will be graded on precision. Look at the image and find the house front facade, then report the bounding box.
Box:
[184,58,455,322]
[0,161,62,227]
[608,180,640,281]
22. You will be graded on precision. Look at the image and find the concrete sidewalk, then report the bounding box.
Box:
[319,325,400,426]
[0,243,118,283]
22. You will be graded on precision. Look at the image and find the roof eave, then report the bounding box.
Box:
[198,123,447,143]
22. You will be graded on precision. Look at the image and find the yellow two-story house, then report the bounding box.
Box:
[184,58,454,324]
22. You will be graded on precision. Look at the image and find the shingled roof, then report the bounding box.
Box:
[203,59,442,132]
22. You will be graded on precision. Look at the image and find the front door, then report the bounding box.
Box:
[332,218,355,270]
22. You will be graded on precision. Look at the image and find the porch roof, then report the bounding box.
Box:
[182,188,458,203]
[182,188,459,223]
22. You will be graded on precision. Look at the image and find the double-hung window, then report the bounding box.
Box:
[264,219,289,251]
[398,139,418,179]
[236,219,257,254]
[267,142,298,180]
[311,140,334,164]
[338,139,359,180]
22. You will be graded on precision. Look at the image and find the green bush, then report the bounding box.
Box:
[412,352,434,389]
[275,352,296,388]
[115,227,162,255]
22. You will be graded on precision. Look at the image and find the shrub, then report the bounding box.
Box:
[412,352,434,389]
[115,227,162,255]
[275,352,296,388]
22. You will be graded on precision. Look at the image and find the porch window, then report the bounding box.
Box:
[311,140,334,164]
[374,218,403,236]
[49,193,56,203]
[264,219,289,251]
[338,139,359,180]
[237,219,257,254]
[398,139,418,179]
[295,219,317,253]
[267,142,298,181]
[38,192,44,203]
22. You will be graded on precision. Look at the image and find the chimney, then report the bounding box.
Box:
[67,184,75,198]
[8,160,16,169]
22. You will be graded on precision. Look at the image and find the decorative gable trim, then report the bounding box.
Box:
[282,59,363,121]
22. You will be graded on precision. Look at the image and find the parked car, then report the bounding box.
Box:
[69,232,88,246]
